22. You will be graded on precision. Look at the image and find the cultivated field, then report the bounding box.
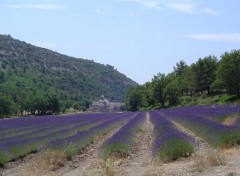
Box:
[1,105,240,176]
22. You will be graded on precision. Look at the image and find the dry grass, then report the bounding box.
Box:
[42,150,67,171]
[22,151,67,176]
[222,116,238,126]
[193,150,225,172]
[102,157,116,176]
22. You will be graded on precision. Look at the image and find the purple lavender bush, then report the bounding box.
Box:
[48,112,135,158]
[101,112,146,160]
[150,111,194,162]
[0,112,132,165]
[160,106,240,148]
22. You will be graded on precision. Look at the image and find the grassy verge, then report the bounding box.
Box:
[0,151,11,166]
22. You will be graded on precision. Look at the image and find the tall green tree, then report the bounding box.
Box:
[164,73,180,106]
[0,95,14,118]
[151,73,167,108]
[125,86,143,111]
[191,55,218,94]
[216,50,240,98]
[173,60,189,95]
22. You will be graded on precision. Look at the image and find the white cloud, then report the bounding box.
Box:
[203,7,222,16]
[189,33,240,41]
[118,0,160,9]
[118,0,224,16]
[5,4,64,10]
[143,0,160,9]
[166,2,195,13]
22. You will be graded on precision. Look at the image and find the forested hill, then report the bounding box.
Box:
[0,34,137,115]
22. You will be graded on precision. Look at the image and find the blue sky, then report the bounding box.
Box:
[1,0,240,84]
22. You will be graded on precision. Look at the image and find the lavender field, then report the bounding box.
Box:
[1,105,240,175]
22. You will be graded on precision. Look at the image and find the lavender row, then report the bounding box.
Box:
[101,112,146,159]
[0,112,121,135]
[0,118,104,145]
[0,117,110,165]
[169,105,240,122]
[160,107,240,147]
[0,113,126,141]
[150,111,194,161]
[0,112,133,165]
[48,112,136,158]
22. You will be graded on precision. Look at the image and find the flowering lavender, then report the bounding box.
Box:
[0,112,134,165]
[101,112,146,159]
[160,106,240,147]
[47,112,135,158]
[150,111,194,161]
[165,105,240,122]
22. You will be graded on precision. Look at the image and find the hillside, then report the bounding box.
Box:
[0,34,137,115]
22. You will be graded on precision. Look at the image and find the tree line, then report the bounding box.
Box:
[125,49,240,111]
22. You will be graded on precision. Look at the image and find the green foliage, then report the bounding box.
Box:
[158,139,194,162]
[0,95,15,118]
[151,73,167,108]
[219,94,238,104]
[215,129,240,148]
[216,50,240,98]
[0,151,11,165]
[125,86,143,111]
[0,34,136,117]
[191,56,218,94]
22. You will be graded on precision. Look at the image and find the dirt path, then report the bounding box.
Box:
[113,112,155,176]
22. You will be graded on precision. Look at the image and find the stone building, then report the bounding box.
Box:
[89,95,124,112]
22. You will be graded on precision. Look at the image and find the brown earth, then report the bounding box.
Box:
[1,113,240,176]
[222,116,238,126]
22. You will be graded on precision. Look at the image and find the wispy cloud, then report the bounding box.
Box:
[118,0,225,16]
[189,33,240,41]
[143,0,160,9]
[118,0,161,9]
[5,3,65,10]
[166,2,195,13]
[203,7,222,16]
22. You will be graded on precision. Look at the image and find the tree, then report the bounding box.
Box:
[151,73,167,108]
[173,60,188,77]
[216,50,240,98]
[173,60,189,95]
[125,86,143,111]
[191,56,218,94]
[0,95,14,118]
[47,94,60,114]
[164,73,180,107]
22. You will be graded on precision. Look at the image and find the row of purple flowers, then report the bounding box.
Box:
[101,112,146,159]
[150,111,194,161]
[0,112,135,165]
[159,106,240,147]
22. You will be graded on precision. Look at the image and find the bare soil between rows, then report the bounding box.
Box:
[1,113,240,176]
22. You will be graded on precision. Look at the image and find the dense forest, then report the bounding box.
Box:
[125,50,240,111]
[0,35,137,118]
